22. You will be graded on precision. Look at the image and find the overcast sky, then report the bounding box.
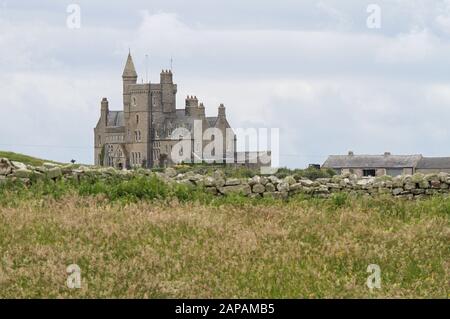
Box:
[1,0,450,167]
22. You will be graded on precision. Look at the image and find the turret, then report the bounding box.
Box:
[161,69,176,113]
[122,53,138,118]
[218,103,226,118]
[198,102,205,118]
[101,97,109,126]
[122,53,138,90]
[160,69,173,84]
[185,95,199,116]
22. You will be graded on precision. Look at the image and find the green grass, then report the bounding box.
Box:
[0,151,63,167]
[0,176,448,298]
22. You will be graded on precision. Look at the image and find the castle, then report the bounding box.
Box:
[94,53,236,169]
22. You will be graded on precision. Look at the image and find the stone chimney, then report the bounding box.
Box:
[101,97,109,126]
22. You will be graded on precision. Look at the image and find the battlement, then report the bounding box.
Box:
[185,95,199,108]
[160,69,173,84]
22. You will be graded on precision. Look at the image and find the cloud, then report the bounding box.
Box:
[1,2,450,167]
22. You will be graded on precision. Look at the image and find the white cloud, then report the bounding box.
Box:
[1,3,450,166]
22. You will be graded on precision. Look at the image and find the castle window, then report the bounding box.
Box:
[212,148,215,156]
[132,96,137,107]
[136,114,139,124]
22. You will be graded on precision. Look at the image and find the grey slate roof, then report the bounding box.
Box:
[106,110,222,133]
[206,117,218,127]
[323,154,423,169]
[417,157,450,169]
[107,111,124,127]
[122,53,137,78]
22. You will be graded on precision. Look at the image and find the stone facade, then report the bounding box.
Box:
[94,53,237,169]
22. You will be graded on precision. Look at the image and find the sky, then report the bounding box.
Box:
[1,0,450,168]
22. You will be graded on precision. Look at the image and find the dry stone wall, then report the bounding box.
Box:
[2,158,450,199]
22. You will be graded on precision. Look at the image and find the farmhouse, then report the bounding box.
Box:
[322,151,450,177]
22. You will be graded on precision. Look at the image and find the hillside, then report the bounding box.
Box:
[0,151,63,167]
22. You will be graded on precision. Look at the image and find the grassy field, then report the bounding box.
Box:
[0,179,448,298]
[0,151,63,166]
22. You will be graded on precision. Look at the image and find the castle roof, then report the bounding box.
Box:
[122,53,137,78]
[206,117,218,126]
[107,111,124,127]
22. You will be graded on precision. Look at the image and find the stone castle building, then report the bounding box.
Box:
[94,53,236,169]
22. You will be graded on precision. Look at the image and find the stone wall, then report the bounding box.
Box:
[2,157,450,200]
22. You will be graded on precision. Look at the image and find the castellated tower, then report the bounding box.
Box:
[122,53,138,120]
[160,70,176,113]
[94,52,238,169]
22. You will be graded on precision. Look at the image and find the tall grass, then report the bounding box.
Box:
[0,193,448,298]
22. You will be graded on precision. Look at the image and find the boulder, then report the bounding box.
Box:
[268,176,280,184]
[392,188,403,196]
[218,184,251,196]
[214,177,225,188]
[430,180,441,189]
[315,186,330,195]
[248,175,261,186]
[300,179,314,187]
[46,167,62,179]
[283,176,296,185]
[404,182,416,191]
[204,176,215,187]
[0,158,13,176]
[13,169,33,179]
[252,183,265,194]
[164,167,177,178]
[316,178,331,184]
[289,183,303,192]
[225,178,241,186]
[259,176,269,185]
[265,182,276,192]
[11,161,27,170]
[277,182,290,192]
[212,170,225,180]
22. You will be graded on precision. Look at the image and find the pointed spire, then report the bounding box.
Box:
[122,52,137,78]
